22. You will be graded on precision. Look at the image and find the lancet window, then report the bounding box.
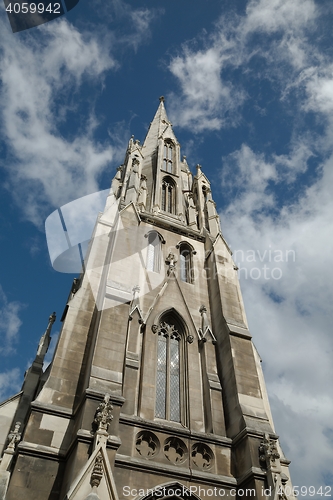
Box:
[202,186,209,230]
[161,176,176,214]
[162,141,173,173]
[155,321,182,422]
[146,232,162,273]
[179,243,194,283]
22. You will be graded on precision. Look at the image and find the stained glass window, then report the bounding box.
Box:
[162,142,173,173]
[161,177,175,214]
[155,322,181,422]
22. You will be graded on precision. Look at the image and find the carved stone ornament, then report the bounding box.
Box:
[94,394,113,432]
[6,421,21,451]
[164,437,188,464]
[151,324,159,334]
[165,253,177,276]
[136,431,160,459]
[90,452,103,488]
[49,312,56,324]
[191,443,214,470]
[187,335,194,344]
[199,305,207,314]
[259,433,280,465]
[71,277,80,297]
[154,322,180,340]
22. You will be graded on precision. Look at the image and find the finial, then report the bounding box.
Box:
[159,96,165,103]
[6,422,22,451]
[94,394,113,433]
[49,312,56,324]
[36,312,56,358]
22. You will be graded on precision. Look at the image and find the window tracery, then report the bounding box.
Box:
[161,176,176,214]
[154,321,181,422]
[162,141,173,173]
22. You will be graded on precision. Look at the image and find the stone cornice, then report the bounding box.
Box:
[140,212,205,242]
[232,427,279,447]
[30,401,73,418]
[17,441,65,461]
[227,323,252,339]
[86,388,125,406]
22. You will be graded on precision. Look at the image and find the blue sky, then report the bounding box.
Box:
[1,0,333,493]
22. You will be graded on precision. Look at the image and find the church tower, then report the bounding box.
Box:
[0,98,295,500]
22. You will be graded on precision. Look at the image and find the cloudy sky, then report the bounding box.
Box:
[0,0,332,494]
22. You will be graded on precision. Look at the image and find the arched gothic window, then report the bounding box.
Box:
[179,243,194,283]
[161,176,176,214]
[202,186,209,230]
[162,142,173,173]
[146,232,162,272]
[155,319,183,422]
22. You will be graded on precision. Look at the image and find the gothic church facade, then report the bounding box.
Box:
[0,99,294,499]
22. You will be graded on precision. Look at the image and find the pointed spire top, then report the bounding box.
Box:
[196,164,202,175]
[36,311,56,359]
[129,285,143,321]
[142,97,175,153]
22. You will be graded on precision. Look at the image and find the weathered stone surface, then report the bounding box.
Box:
[1,100,295,500]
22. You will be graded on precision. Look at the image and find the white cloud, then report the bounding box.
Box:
[93,0,163,52]
[303,64,333,117]
[0,17,117,226]
[168,32,245,131]
[0,368,21,401]
[127,7,163,51]
[168,40,245,131]
[220,144,333,488]
[0,3,160,227]
[0,286,23,354]
[244,0,317,35]
[167,0,321,130]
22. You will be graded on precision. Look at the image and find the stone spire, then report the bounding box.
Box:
[36,311,56,361]
[142,97,173,155]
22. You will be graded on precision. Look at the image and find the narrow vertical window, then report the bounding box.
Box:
[146,232,161,272]
[179,243,193,283]
[162,142,173,173]
[161,183,166,211]
[202,187,209,230]
[161,177,175,214]
[156,334,167,418]
[155,322,181,422]
[167,185,173,212]
[169,336,180,421]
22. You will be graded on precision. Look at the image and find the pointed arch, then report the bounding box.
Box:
[202,185,210,230]
[161,176,176,214]
[177,242,195,283]
[153,309,188,424]
[162,140,174,173]
[145,231,164,273]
